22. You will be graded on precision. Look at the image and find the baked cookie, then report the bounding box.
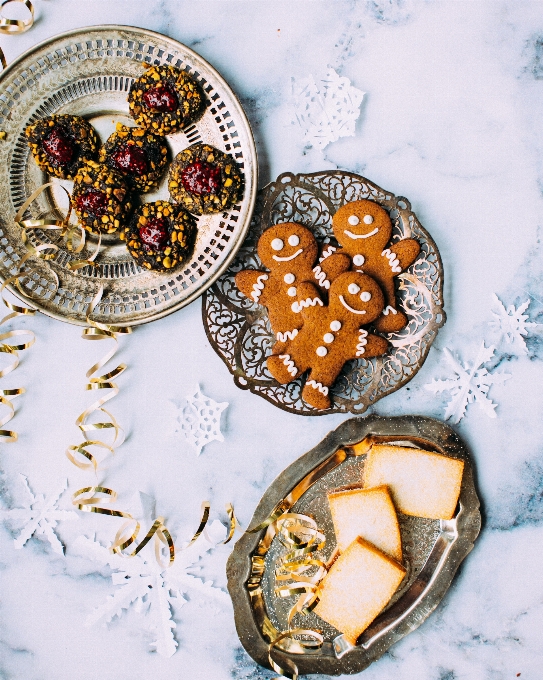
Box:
[128,64,205,135]
[99,124,169,192]
[169,143,243,215]
[25,114,100,180]
[72,161,132,235]
[122,200,196,272]
[235,223,320,352]
[316,199,421,333]
[267,271,390,410]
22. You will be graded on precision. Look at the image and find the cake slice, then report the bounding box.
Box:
[314,536,406,644]
[328,486,402,561]
[363,445,464,520]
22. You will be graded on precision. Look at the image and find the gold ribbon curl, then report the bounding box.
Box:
[0,0,34,34]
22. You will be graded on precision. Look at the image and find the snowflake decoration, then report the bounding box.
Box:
[489,294,540,353]
[0,475,77,554]
[73,519,229,657]
[291,67,365,150]
[180,384,228,456]
[425,342,511,423]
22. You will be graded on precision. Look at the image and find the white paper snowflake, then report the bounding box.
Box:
[489,294,540,353]
[180,385,228,456]
[425,343,511,423]
[0,475,77,554]
[73,519,228,657]
[291,67,365,150]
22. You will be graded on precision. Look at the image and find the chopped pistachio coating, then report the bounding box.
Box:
[72,161,133,235]
[99,123,169,193]
[168,143,243,215]
[123,200,197,272]
[128,64,205,135]
[25,114,100,180]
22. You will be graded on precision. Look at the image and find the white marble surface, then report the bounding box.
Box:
[1,1,543,678]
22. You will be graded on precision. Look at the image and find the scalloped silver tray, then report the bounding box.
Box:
[227,415,481,676]
[0,25,257,326]
[202,171,445,415]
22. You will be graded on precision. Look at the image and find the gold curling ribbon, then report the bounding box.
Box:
[0,0,34,34]
[268,628,324,680]
[0,46,6,70]
[66,287,131,471]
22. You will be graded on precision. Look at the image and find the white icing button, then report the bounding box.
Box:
[360,291,372,302]
[363,215,374,224]
[284,273,295,284]
[316,346,328,357]
[288,234,300,246]
[323,333,335,344]
[348,283,360,294]
[271,238,283,251]
[330,320,342,331]
[353,254,365,267]
[347,215,360,226]
[287,287,297,297]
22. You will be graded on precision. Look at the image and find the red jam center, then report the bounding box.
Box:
[111,144,148,176]
[139,217,169,251]
[76,190,108,217]
[42,127,74,165]
[143,83,178,112]
[181,161,222,196]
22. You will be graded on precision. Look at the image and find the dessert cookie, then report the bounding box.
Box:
[169,143,243,215]
[235,223,320,352]
[72,161,132,235]
[100,124,169,192]
[266,271,390,410]
[316,199,421,333]
[128,64,205,135]
[122,200,196,272]
[25,114,100,180]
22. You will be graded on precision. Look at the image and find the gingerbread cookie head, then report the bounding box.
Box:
[328,271,385,325]
[332,200,392,254]
[257,223,318,273]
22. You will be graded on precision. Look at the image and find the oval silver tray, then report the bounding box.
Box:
[227,415,481,676]
[202,171,445,415]
[0,25,257,326]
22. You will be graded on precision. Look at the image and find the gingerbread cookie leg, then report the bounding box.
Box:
[302,371,332,410]
[267,352,304,384]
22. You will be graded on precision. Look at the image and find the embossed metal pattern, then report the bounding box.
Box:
[0,26,257,326]
[203,172,445,415]
[227,415,482,676]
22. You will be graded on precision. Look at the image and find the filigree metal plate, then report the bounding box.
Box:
[227,415,481,676]
[202,172,445,415]
[0,25,257,326]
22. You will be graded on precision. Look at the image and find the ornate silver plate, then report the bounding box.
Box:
[0,25,257,326]
[227,415,481,676]
[203,172,445,415]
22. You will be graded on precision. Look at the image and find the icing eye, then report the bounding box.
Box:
[330,320,342,331]
[363,215,374,225]
[353,254,365,266]
[287,287,297,297]
[348,283,360,294]
[288,234,300,246]
[271,238,284,251]
[284,273,295,284]
[348,215,360,226]
[360,292,372,302]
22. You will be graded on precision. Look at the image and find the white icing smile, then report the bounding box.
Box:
[339,295,367,315]
[272,248,303,262]
[344,228,379,240]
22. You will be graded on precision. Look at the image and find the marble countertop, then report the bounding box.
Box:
[1,1,542,679]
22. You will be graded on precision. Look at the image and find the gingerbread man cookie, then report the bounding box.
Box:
[267,271,390,410]
[315,199,421,333]
[235,223,320,352]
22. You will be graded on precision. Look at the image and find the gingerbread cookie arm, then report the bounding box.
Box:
[235,269,278,305]
[349,328,390,360]
[291,282,324,320]
[313,252,351,289]
[384,239,421,273]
